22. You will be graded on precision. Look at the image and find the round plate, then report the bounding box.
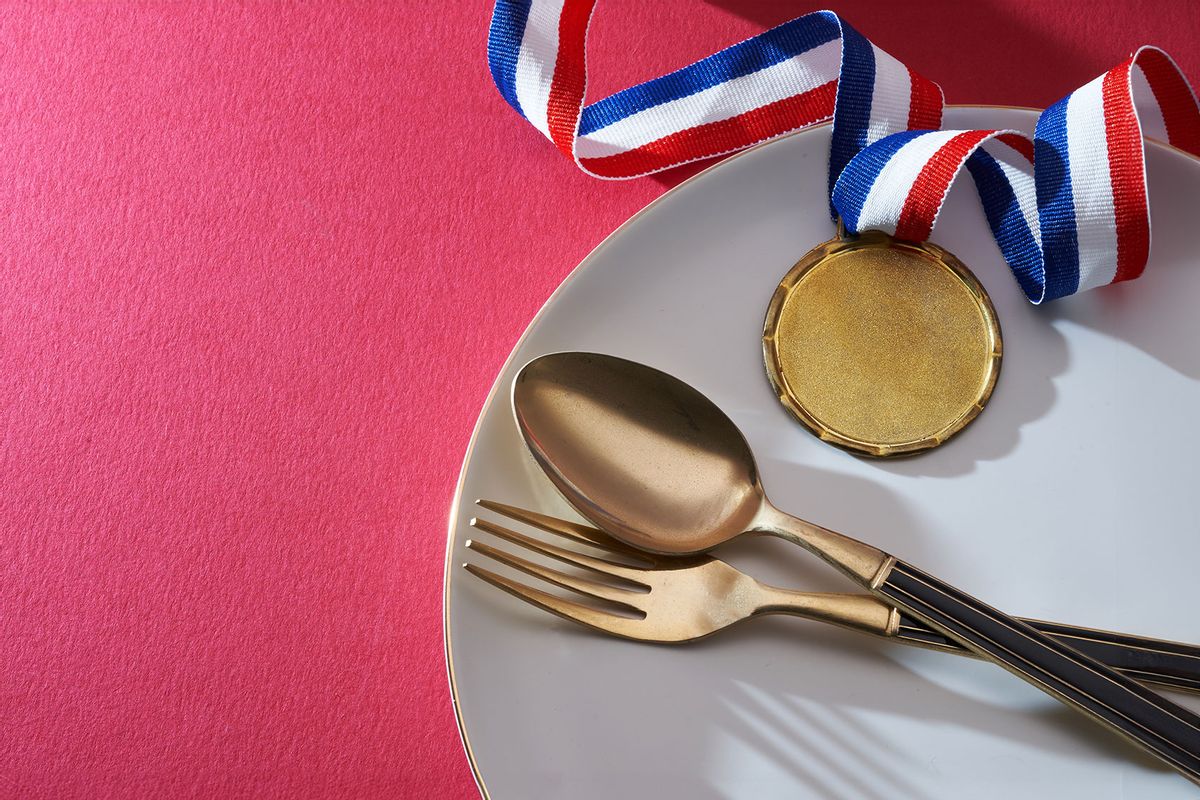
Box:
[445,107,1200,799]
[763,231,1002,457]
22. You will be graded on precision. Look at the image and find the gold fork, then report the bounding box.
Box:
[465,500,1200,694]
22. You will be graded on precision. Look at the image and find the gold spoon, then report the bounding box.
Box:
[513,351,1200,784]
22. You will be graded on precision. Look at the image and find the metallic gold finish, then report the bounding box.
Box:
[869,555,898,591]
[443,115,1200,797]
[512,352,1200,782]
[512,351,890,583]
[468,501,901,642]
[466,502,1200,693]
[762,230,1002,457]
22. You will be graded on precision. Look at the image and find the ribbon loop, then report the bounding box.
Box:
[488,3,1200,303]
[488,5,942,180]
[833,47,1200,303]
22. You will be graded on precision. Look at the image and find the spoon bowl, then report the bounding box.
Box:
[513,352,764,554]
[510,351,1200,784]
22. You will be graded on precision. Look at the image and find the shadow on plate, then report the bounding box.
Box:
[701,618,1170,798]
[461,462,1182,797]
[1037,150,1200,381]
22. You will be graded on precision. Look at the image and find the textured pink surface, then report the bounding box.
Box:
[2,3,1197,798]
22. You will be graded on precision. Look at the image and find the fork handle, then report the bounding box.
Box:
[876,560,1200,783]
[763,587,1200,694]
[896,614,1200,694]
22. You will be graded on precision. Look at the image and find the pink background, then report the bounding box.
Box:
[2,2,1197,798]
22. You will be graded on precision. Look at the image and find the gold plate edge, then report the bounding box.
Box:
[441,106,1198,798]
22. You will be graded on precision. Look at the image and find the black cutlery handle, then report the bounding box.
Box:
[878,560,1200,783]
[896,614,1200,694]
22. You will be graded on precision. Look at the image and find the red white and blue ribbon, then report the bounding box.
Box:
[833,48,1200,301]
[487,3,1200,303]
[487,5,941,181]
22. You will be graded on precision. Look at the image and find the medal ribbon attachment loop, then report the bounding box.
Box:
[832,48,1200,302]
[487,3,1200,303]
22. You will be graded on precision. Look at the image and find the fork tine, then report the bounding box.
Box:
[476,499,652,562]
[470,516,649,584]
[466,538,646,613]
[464,562,646,639]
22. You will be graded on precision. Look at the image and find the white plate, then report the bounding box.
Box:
[445,107,1200,799]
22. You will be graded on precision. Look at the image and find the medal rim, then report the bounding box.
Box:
[762,230,1003,458]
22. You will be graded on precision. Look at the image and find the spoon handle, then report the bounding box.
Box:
[878,559,1200,783]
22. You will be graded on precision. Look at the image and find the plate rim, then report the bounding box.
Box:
[440,104,1198,799]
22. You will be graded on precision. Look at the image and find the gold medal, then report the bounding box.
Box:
[762,229,1001,457]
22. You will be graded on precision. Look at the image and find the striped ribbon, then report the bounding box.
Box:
[488,3,1200,302]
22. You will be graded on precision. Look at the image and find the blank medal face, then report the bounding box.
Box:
[763,231,1002,457]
